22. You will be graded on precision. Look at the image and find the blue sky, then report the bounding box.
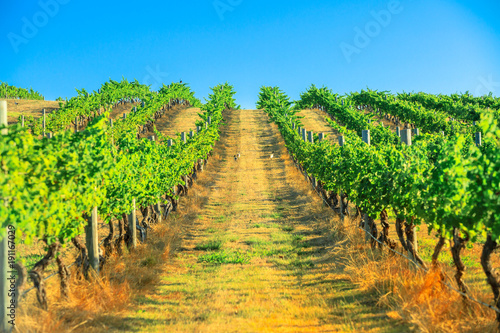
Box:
[1,0,499,109]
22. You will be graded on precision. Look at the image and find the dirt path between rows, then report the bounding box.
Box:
[94,109,404,332]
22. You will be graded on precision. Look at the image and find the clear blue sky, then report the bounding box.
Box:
[1,0,499,109]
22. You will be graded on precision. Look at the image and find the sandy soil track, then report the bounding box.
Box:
[102,109,403,333]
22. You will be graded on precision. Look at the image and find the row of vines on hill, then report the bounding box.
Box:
[0,80,238,309]
[258,85,500,322]
[0,82,44,100]
[396,91,500,122]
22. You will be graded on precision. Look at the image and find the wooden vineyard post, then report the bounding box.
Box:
[475,132,482,147]
[307,131,314,144]
[0,101,12,333]
[362,130,371,243]
[361,130,370,146]
[338,135,345,147]
[189,130,194,139]
[128,199,137,249]
[196,126,201,134]
[75,117,78,133]
[338,135,345,222]
[401,129,412,146]
[208,116,212,125]
[292,123,296,130]
[396,126,400,137]
[123,113,126,120]
[318,133,324,142]
[85,206,99,275]
[42,109,46,137]
[21,115,24,128]
[413,128,420,136]
[181,132,186,143]
[167,139,173,147]
[302,128,306,142]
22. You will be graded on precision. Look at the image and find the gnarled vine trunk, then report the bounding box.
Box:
[115,214,126,256]
[166,194,178,212]
[378,209,395,249]
[56,255,70,299]
[432,234,446,269]
[103,217,115,259]
[72,236,89,277]
[394,212,408,252]
[29,242,60,309]
[12,263,27,308]
[481,235,500,323]
[405,221,427,269]
[451,228,470,297]
[363,213,378,249]
[340,193,349,217]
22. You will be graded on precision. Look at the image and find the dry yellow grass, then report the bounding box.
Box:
[338,224,499,332]
[108,102,141,120]
[154,106,201,138]
[16,219,176,333]
[296,108,340,142]
[3,99,143,127]
[2,99,62,124]
[138,104,201,140]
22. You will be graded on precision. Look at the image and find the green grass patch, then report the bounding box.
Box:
[244,237,270,247]
[271,232,293,244]
[198,251,250,265]
[261,212,283,220]
[215,215,227,223]
[194,239,223,251]
[227,235,238,242]
[289,258,314,269]
[253,244,294,258]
